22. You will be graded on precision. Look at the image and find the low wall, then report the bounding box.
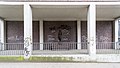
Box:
[31,54,120,62]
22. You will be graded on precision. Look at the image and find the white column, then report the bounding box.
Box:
[77,20,81,49]
[0,19,4,50]
[39,20,43,50]
[24,3,32,59]
[87,4,96,56]
[115,19,119,49]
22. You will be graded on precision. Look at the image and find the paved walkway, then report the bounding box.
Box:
[0,49,120,55]
[0,63,120,68]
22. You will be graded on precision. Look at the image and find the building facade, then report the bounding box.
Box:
[0,0,120,61]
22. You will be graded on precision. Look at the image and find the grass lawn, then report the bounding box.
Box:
[0,56,74,62]
[0,56,24,62]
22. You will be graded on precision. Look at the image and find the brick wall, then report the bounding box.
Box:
[81,21,113,49]
[5,21,113,50]
[6,21,39,50]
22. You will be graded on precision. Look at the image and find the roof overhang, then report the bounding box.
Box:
[0,2,119,21]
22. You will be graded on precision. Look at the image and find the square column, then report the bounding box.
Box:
[0,19,4,50]
[24,3,32,59]
[77,20,81,49]
[115,18,119,49]
[87,4,96,56]
[39,20,43,50]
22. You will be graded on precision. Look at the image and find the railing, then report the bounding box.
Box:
[33,43,40,50]
[0,42,88,55]
[43,42,77,50]
[81,42,88,49]
[33,42,88,50]
[96,42,120,54]
[1,42,120,55]
[96,42,115,49]
[0,43,24,55]
[32,42,88,55]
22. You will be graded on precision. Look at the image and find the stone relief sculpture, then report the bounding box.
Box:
[81,35,110,42]
[81,35,87,42]
[48,26,56,42]
[58,29,62,42]
[48,25,71,42]
[47,35,55,42]
[58,25,71,42]
[7,35,24,42]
